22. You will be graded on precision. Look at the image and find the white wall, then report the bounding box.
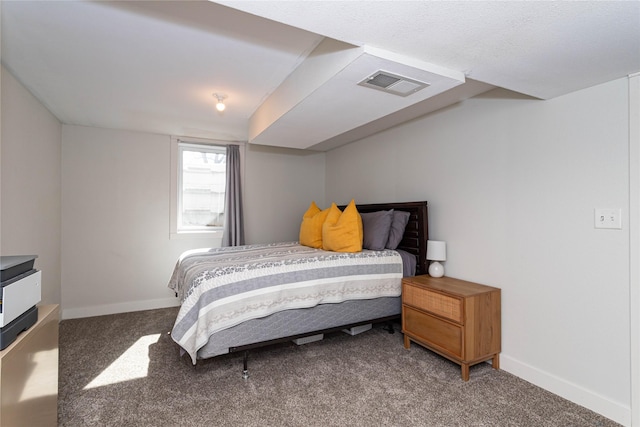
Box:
[326,79,631,425]
[1,67,62,306]
[244,144,326,243]
[61,125,325,319]
[630,72,640,427]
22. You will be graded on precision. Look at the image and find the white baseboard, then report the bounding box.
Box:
[501,354,631,427]
[61,297,180,320]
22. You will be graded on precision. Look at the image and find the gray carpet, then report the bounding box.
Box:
[58,307,619,426]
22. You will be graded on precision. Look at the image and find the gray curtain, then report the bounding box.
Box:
[222,145,245,246]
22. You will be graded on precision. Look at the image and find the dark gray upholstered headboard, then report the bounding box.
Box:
[339,201,429,275]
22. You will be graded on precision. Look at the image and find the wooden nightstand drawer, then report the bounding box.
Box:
[404,306,462,358]
[403,282,463,323]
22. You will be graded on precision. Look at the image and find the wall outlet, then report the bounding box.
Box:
[594,208,622,229]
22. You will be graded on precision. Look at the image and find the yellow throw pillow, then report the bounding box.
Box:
[299,201,330,248]
[322,199,363,253]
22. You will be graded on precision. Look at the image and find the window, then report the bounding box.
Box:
[170,137,244,239]
[178,143,226,230]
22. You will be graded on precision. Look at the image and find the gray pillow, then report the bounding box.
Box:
[386,210,410,249]
[360,210,394,250]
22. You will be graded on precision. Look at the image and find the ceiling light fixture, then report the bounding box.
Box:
[213,93,227,112]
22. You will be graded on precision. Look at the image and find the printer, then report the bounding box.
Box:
[0,255,41,350]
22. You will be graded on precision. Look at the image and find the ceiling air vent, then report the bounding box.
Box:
[358,71,430,97]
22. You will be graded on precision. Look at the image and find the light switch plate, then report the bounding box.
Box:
[595,208,622,229]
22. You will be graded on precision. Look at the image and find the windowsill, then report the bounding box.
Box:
[170,230,224,240]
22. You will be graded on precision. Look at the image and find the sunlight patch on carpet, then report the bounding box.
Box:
[84,334,161,389]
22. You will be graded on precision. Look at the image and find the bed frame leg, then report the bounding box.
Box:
[242,351,249,380]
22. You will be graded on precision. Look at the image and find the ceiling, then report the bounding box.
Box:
[2,1,639,151]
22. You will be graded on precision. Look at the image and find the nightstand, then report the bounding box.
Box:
[402,275,501,381]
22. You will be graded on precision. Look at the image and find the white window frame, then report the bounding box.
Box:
[170,136,245,240]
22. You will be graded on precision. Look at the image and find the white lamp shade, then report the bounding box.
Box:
[426,240,446,261]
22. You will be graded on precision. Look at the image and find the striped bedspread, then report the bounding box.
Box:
[168,242,403,364]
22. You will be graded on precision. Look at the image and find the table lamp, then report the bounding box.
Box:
[427,240,446,278]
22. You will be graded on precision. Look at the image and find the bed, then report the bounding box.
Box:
[168,201,429,376]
